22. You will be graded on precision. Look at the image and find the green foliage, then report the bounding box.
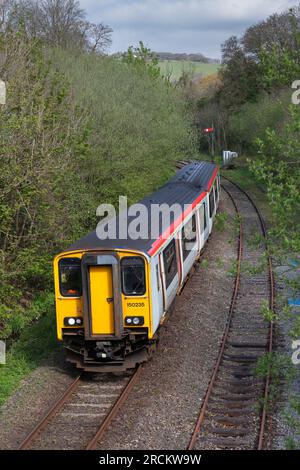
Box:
[123,41,161,80]
[259,45,300,90]
[219,45,261,109]
[227,259,238,278]
[196,7,300,154]
[52,48,195,207]
[227,91,291,153]
[201,259,209,269]
[259,299,278,322]
[250,105,300,256]
[0,291,54,341]
[0,304,58,406]
[0,30,93,340]
[255,352,295,403]
[214,211,228,231]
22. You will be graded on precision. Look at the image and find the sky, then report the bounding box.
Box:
[80,0,297,58]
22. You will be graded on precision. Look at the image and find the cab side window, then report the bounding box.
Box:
[59,258,82,297]
[121,257,146,296]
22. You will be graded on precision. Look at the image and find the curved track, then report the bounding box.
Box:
[178,165,274,450]
[19,366,142,450]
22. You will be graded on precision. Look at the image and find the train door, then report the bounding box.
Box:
[161,238,179,309]
[82,253,123,339]
[200,200,209,244]
[151,258,164,331]
[208,185,216,233]
[181,214,198,281]
[215,176,220,208]
[89,265,114,335]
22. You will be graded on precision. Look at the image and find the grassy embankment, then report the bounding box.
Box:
[0,45,197,405]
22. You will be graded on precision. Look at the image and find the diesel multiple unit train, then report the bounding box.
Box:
[54,161,220,371]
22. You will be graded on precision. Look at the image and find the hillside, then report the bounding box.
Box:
[158,60,220,81]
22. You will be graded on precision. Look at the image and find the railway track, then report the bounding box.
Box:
[177,161,274,450]
[19,366,142,450]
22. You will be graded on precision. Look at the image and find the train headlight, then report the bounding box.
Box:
[125,316,144,326]
[64,317,83,326]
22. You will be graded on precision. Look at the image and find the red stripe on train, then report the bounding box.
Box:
[147,166,219,257]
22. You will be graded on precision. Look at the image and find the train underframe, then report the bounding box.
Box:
[62,328,157,372]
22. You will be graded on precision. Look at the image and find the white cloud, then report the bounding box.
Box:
[79,0,296,56]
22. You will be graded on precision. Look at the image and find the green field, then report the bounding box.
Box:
[158,60,220,81]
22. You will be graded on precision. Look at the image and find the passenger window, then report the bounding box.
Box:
[59,258,82,297]
[200,203,207,232]
[163,239,177,288]
[121,257,146,296]
[209,190,215,218]
[215,181,219,201]
[182,215,197,260]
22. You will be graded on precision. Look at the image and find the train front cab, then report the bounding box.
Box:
[54,250,153,371]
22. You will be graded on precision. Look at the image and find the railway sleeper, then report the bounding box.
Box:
[209,398,257,407]
[205,426,250,437]
[216,376,258,387]
[226,341,267,349]
[199,436,249,449]
[207,407,255,416]
[215,385,257,395]
[211,391,256,401]
[212,415,252,426]
[222,354,262,363]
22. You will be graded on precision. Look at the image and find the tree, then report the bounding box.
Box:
[0,0,113,53]
[219,36,261,109]
[86,22,112,53]
[28,0,85,47]
[123,41,161,79]
[0,0,14,33]
[242,7,300,60]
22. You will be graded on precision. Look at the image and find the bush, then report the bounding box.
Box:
[227,90,291,153]
[51,48,196,205]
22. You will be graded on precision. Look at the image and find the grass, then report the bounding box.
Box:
[0,304,60,406]
[158,60,220,81]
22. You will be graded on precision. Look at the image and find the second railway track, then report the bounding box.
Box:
[187,172,274,450]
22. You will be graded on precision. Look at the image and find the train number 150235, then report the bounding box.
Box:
[127,302,145,308]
